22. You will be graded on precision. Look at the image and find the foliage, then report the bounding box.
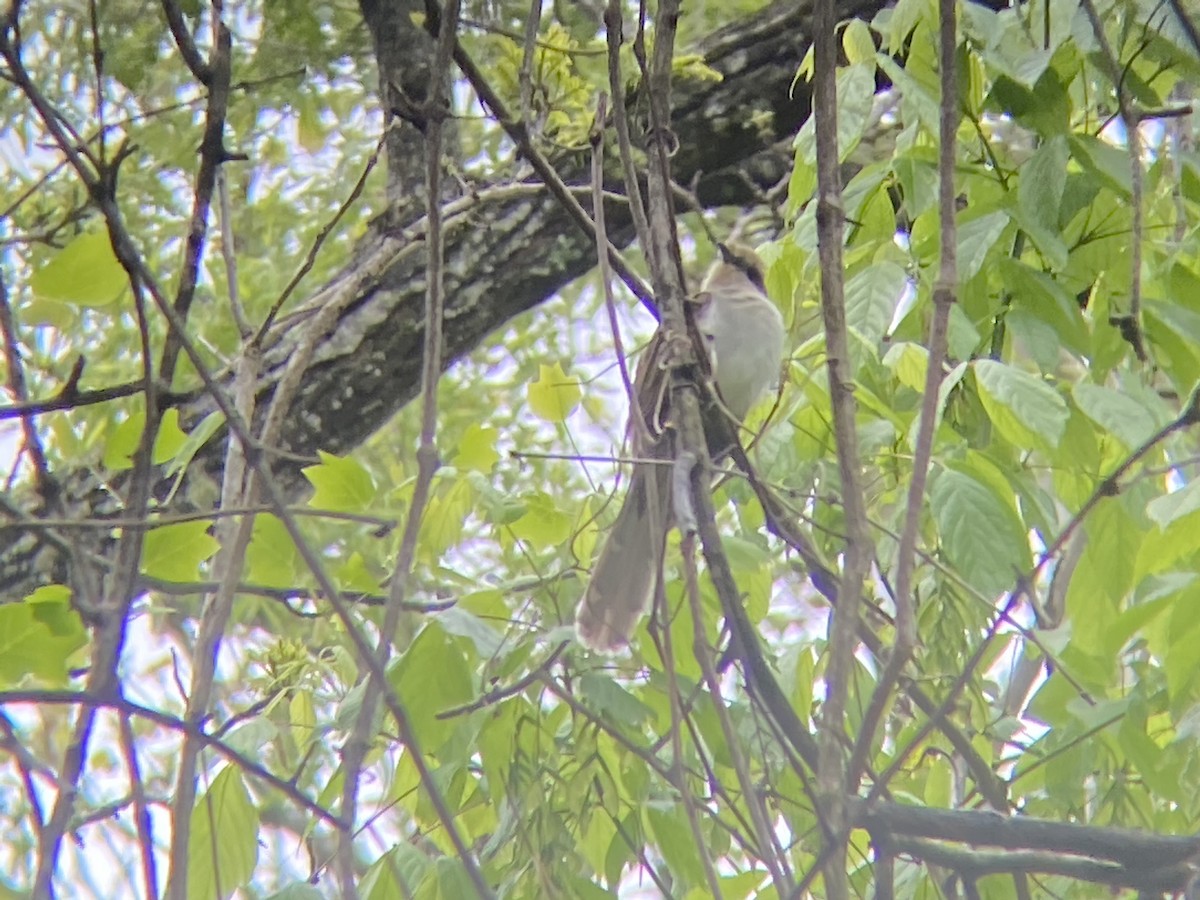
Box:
[2,0,1200,897]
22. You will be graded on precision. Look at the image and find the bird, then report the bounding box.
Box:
[574,242,786,651]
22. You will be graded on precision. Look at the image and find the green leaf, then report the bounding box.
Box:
[974,359,1068,448]
[1065,501,1140,647]
[1146,480,1200,529]
[451,423,499,473]
[295,91,326,154]
[245,514,299,588]
[265,885,325,900]
[986,70,1070,136]
[579,671,654,727]
[165,409,226,477]
[388,622,475,752]
[998,259,1088,356]
[646,804,705,888]
[957,212,1010,281]
[1018,136,1068,231]
[334,551,384,593]
[793,64,878,164]
[303,450,376,512]
[1069,134,1133,197]
[185,766,259,900]
[883,341,928,391]
[1072,382,1159,452]
[528,362,581,422]
[508,491,571,548]
[360,844,431,900]
[0,587,87,687]
[141,521,220,582]
[930,468,1029,597]
[30,228,127,307]
[845,261,906,345]
[104,409,146,471]
[842,18,876,66]
[152,408,189,465]
[289,690,317,756]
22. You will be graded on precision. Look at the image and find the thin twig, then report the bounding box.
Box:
[604,0,652,254]
[683,532,786,895]
[0,272,53,502]
[811,0,873,893]
[118,711,159,900]
[339,3,492,897]
[431,14,656,316]
[847,0,958,793]
[0,690,348,829]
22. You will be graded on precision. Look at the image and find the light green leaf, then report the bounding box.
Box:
[303,451,376,512]
[185,766,259,900]
[508,491,571,548]
[1065,502,1140,647]
[792,64,878,164]
[104,409,147,471]
[165,409,226,477]
[141,521,220,582]
[842,18,876,66]
[998,259,1088,355]
[334,551,384,593]
[152,409,188,465]
[388,622,475,752]
[265,885,325,900]
[452,423,499,472]
[289,690,317,755]
[0,587,87,687]
[974,359,1068,448]
[245,514,299,588]
[883,341,928,391]
[931,468,1029,597]
[1146,480,1200,529]
[434,606,504,657]
[31,229,127,307]
[946,303,982,360]
[419,478,474,558]
[528,362,581,422]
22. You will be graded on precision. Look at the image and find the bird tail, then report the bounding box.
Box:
[574,464,669,651]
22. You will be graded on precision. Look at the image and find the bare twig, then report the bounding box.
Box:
[517,0,542,128]
[683,533,787,894]
[652,544,726,900]
[0,690,348,830]
[216,168,251,338]
[810,0,873,893]
[118,711,159,900]
[160,0,211,83]
[429,11,656,316]
[604,0,652,254]
[338,3,492,897]
[0,271,53,502]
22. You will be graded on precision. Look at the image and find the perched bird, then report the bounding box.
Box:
[575,243,786,651]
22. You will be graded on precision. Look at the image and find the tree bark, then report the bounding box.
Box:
[1,0,884,599]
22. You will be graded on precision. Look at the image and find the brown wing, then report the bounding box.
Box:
[628,292,716,452]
